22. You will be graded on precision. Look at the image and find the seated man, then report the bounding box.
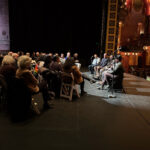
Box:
[99,55,114,80]
[94,53,108,77]
[98,55,124,89]
[88,54,100,74]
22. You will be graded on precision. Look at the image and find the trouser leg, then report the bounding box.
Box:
[80,79,85,93]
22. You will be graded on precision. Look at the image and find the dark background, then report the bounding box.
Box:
[8,0,106,63]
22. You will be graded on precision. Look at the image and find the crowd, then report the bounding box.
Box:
[0,51,124,122]
[0,51,95,122]
[88,53,124,90]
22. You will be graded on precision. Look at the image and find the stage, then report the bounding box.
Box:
[0,73,150,150]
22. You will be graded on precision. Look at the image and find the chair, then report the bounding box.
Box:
[60,72,80,101]
[108,73,124,92]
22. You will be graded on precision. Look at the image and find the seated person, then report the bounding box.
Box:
[88,54,100,74]
[73,53,81,69]
[98,55,124,89]
[63,58,96,95]
[63,58,86,95]
[60,53,66,64]
[65,52,71,60]
[49,56,63,72]
[0,55,17,82]
[99,55,114,80]
[94,53,108,77]
[16,55,51,109]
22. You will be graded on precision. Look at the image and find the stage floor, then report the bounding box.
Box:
[0,73,150,150]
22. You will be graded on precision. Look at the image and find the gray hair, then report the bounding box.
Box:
[17,55,32,69]
[2,55,16,66]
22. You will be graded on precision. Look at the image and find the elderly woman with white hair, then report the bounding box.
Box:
[16,55,39,93]
[0,55,17,82]
[16,55,51,109]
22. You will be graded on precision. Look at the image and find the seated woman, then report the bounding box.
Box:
[98,55,124,90]
[63,58,96,95]
[16,55,51,109]
[63,58,85,95]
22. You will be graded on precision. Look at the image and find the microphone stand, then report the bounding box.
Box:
[108,51,117,98]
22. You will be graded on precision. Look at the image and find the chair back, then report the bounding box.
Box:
[60,72,79,101]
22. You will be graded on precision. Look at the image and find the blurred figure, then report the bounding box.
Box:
[60,53,65,64]
[94,53,108,76]
[65,52,71,60]
[73,53,81,69]
[26,52,30,57]
[8,51,13,56]
[50,56,62,72]
[88,54,100,74]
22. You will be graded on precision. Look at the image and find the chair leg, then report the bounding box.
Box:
[69,86,73,101]
[74,85,80,98]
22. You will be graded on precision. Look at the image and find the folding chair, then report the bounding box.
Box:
[60,72,80,101]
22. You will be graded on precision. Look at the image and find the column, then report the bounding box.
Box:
[0,0,10,52]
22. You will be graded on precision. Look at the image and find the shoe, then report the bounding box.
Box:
[90,79,96,84]
[96,81,101,85]
[81,91,87,96]
[97,84,104,90]
[105,85,110,89]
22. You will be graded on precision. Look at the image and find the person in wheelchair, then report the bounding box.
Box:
[98,55,124,90]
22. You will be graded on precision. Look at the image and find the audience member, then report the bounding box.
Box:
[88,54,100,74]
[60,53,65,64]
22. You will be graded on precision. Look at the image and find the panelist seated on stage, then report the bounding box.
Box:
[94,53,108,76]
[98,55,114,80]
[98,55,124,90]
[88,54,100,74]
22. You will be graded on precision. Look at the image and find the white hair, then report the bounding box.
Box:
[2,55,16,66]
[17,55,32,69]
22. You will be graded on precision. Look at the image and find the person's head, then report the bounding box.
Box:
[63,57,75,71]
[36,52,40,57]
[66,52,71,58]
[53,55,60,62]
[94,54,97,58]
[54,53,59,57]
[2,55,16,66]
[49,53,53,57]
[12,53,19,60]
[109,55,113,60]
[115,55,122,63]
[32,52,35,56]
[17,55,32,70]
[74,53,78,58]
[8,51,13,56]
[60,53,64,58]
[104,53,107,58]
[44,55,52,67]
[26,52,30,57]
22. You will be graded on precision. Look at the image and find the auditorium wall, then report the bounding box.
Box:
[0,0,9,52]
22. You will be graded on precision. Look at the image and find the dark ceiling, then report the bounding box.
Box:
[8,0,105,58]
